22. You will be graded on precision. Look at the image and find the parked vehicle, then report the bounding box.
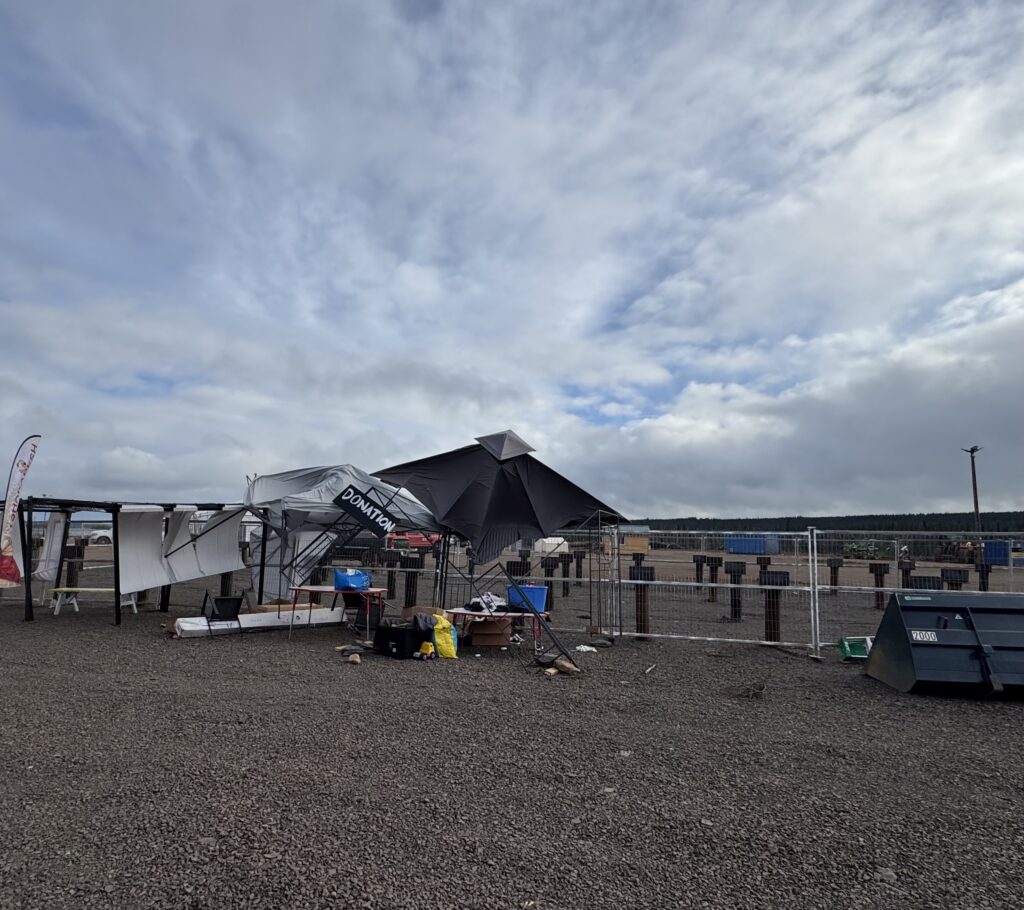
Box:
[385,532,441,551]
[79,528,113,545]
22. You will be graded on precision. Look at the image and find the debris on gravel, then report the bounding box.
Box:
[2,576,1023,909]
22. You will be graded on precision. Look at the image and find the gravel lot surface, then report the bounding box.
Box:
[2,580,1023,910]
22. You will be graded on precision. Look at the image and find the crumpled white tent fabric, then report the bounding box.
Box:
[116,507,248,595]
[194,510,247,577]
[163,511,203,583]
[244,465,439,532]
[243,465,439,598]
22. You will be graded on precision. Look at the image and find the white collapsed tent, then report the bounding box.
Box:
[116,506,247,595]
[14,496,252,625]
[243,465,440,601]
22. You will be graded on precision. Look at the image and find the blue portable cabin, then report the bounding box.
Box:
[724,534,781,556]
[983,540,1011,567]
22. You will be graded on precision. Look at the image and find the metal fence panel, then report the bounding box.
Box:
[812,530,1024,646]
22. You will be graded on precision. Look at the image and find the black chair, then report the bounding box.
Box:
[200,590,245,636]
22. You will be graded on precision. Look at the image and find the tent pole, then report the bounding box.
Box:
[111,504,122,626]
[159,508,172,612]
[257,508,268,605]
[19,500,33,622]
[54,510,71,592]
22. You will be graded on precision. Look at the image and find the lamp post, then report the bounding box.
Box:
[961,446,982,534]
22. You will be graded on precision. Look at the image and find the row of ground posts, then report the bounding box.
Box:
[825,557,995,609]
[692,554,789,641]
[618,553,793,643]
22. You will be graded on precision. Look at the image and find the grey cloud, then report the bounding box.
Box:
[1,1,1022,517]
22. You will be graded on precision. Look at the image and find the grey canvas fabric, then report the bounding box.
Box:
[374,431,623,563]
[244,464,440,532]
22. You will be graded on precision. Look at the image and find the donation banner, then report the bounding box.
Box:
[0,434,41,588]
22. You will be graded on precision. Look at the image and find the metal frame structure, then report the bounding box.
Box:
[15,496,243,625]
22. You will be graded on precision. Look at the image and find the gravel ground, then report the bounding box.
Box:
[2,579,1024,910]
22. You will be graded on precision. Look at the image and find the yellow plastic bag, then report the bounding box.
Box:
[432,613,458,659]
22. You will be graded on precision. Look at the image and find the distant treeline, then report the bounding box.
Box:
[641,512,1024,533]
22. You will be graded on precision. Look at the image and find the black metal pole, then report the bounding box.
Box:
[111,504,122,625]
[257,508,269,605]
[19,500,33,622]
[963,446,982,533]
[560,552,572,597]
[54,510,71,591]
[159,509,171,612]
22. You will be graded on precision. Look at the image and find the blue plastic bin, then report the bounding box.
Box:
[506,584,548,614]
[983,541,1011,567]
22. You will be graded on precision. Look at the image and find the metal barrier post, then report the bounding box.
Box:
[763,570,789,642]
[560,552,572,596]
[827,558,842,595]
[629,563,654,634]
[976,562,991,592]
[705,556,722,603]
[724,561,745,621]
[869,562,889,610]
[692,554,706,588]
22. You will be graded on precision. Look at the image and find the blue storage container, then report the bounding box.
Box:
[506,584,548,614]
[983,541,1011,567]
[724,534,781,555]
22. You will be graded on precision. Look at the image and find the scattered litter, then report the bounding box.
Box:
[334,644,365,655]
[618,750,633,758]
[474,653,482,659]
[601,786,616,795]
[644,664,657,675]
[574,645,598,653]
[543,667,559,678]
[590,638,614,649]
[345,654,361,665]
[838,636,873,660]
[553,656,582,675]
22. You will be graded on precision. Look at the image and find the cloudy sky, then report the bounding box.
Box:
[1,0,1022,519]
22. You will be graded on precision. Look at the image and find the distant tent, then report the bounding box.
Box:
[374,430,623,563]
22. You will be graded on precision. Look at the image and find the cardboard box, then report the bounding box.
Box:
[400,606,438,621]
[471,634,510,647]
[470,618,512,647]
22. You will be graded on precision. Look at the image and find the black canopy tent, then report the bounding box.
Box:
[375,430,624,619]
[374,430,624,564]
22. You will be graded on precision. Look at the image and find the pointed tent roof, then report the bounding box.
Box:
[374,432,622,562]
[475,430,535,461]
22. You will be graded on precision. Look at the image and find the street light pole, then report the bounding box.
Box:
[961,446,982,533]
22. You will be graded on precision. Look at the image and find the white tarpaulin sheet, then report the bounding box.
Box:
[116,511,173,595]
[114,508,247,593]
[194,510,246,577]
[34,512,68,582]
[163,512,203,583]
